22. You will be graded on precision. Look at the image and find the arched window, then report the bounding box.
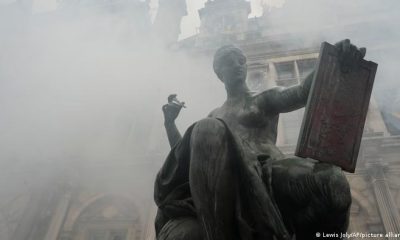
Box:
[72,195,141,240]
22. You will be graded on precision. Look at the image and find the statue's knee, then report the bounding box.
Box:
[191,118,227,146]
[323,167,352,211]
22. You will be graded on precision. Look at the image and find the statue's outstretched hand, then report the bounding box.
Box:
[334,39,366,73]
[162,94,185,124]
[162,103,182,124]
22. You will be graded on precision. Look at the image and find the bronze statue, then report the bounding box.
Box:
[155,39,366,240]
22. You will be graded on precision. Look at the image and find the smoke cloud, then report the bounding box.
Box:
[0,2,223,235]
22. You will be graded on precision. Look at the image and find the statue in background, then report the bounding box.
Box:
[154,39,366,240]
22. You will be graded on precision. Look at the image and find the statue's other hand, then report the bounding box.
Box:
[162,102,182,124]
[334,39,366,73]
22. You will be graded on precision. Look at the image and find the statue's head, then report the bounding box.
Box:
[213,45,247,86]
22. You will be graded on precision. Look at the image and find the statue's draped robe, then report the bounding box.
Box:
[154,120,350,240]
[154,120,291,240]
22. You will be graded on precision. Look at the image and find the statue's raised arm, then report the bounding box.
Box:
[162,94,185,148]
[255,39,366,114]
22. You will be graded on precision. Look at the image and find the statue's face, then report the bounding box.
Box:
[215,50,247,87]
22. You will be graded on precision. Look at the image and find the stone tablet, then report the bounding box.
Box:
[295,42,377,173]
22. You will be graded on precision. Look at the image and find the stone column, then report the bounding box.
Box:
[267,62,278,88]
[365,96,389,136]
[367,163,400,235]
[43,192,72,240]
[142,205,158,240]
[293,60,301,85]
